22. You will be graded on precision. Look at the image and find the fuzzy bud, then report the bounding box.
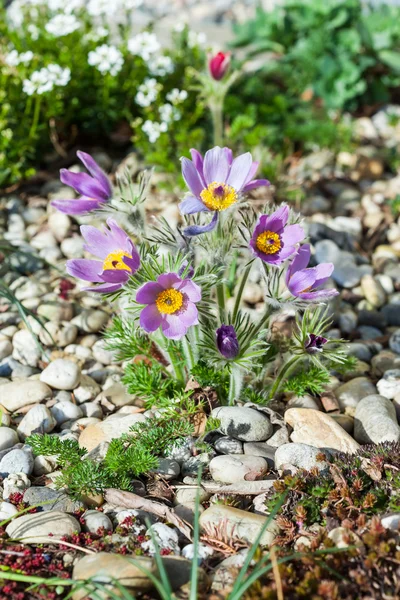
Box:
[304,333,327,354]
[216,324,239,359]
[208,52,230,81]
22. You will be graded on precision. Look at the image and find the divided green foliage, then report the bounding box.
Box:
[283,364,332,397]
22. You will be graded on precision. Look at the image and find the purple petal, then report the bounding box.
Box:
[51,198,102,215]
[178,279,201,302]
[264,205,289,232]
[178,302,199,327]
[105,218,130,251]
[123,244,140,273]
[299,288,339,301]
[181,158,205,198]
[286,245,311,284]
[136,281,164,304]
[66,259,104,282]
[179,195,209,215]
[224,148,233,165]
[203,147,230,184]
[244,161,259,185]
[242,178,270,192]
[281,224,305,247]
[100,270,130,284]
[189,149,206,187]
[183,211,219,237]
[313,263,335,288]
[81,225,117,259]
[140,304,162,333]
[287,268,317,296]
[157,273,182,289]
[77,151,112,198]
[83,282,123,294]
[226,152,253,190]
[161,315,188,340]
[60,169,108,200]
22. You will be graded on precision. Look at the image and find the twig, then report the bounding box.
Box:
[270,545,284,600]
[105,488,193,540]
[199,480,276,495]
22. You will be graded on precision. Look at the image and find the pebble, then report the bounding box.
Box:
[389,329,400,354]
[12,330,42,367]
[0,427,19,451]
[50,401,84,425]
[0,501,18,520]
[78,414,146,452]
[33,455,59,476]
[2,473,31,499]
[209,454,268,483]
[381,513,400,531]
[211,407,273,442]
[40,359,81,390]
[376,369,400,399]
[214,436,243,455]
[17,405,57,439]
[73,375,101,403]
[334,377,377,409]
[174,487,210,505]
[37,302,74,322]
[200,505,279,546]
[243,442,276,466]
[360,274,386,308]
[0,380,52,411]
[92,339,116,365]
[81,510,113,533]
[354,394,400,443]
[284,408,360,453]
[0,340,12,361]
[274,443,329,472]
[143,523,180,555]
[6,511,81,543]
[80,402,103,419]
[0,448,34,477]
[71,309,109,333]
[23,487,84,512]
[149,458,180,480]
[328,527,364,549]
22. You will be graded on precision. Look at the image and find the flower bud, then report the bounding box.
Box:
[216,325,239,359]
[304,333,327,354]
[208,52,230,81]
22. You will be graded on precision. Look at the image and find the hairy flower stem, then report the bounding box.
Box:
[181,333,196,372]
[28,95,42,140]
[210,100,224,147]
[268,355,301,400]
[232,263,252,323]
[155,334,185,385]
[216,283,226,325]
[228,365,244,405]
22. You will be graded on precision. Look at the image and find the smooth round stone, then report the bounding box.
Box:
[81,510,113,534]
[360,274,386,308]
[48,212,71,241]
[358,325,383,340]
[149,458,180,480]
[243,442,276,466]
[354,394,400,444]
[0,340,12,361]
[174,487,210,505]
[389,329,400,354]
[0,427,19,451]
[332,263,362,288]
[17,405,57,440]
[50,401,83,425]
[286,394,321,410]
[371,351,400,377]
[2,472,31,498]
[200,505,279,546]
[376,369,400,400]
[381,513,400,531]
[334,377,377,409]
[33,455,58,476]
[0,380,52,411]
[78,414,146,452]
[181,542,213,562]
[73,375,101,403]
[23,486,84,512]
[329,414,354,434]
[328,527,363,549]
[12,330,41,368]
[40,359,81,390]
[70,417,102,432]
[382,304,400,327]
[0,448,34,477]
[212,407,273,442]
[61,237,84,258]
[6,511,81,543]
[339,309,357,335]
[144,523,180,554]
[0,501,18,520]
[347,343,372,363]
[209,454,268,484]
[274,443,329,472]
[314,239,341,265]
[71,309,109,333]
[80,402,103,419]
[181,453,214,478]
[92,340,115,365]
[214,436,243,455]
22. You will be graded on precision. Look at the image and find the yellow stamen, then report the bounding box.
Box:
[156,288,183,315]
[103,250,131,271]
[256,230,281,255]
[200,182,237,211]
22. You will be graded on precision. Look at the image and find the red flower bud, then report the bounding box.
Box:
[208,51,230,81]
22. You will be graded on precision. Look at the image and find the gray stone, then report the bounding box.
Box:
[40,359,81,390]
[371,351,400,377]
[389,329,400,354]
[274,443,329,472]
[211,407,273,442]
[354,394,400,444]
[2,472,31,498]
[181,453,213,477]
[0,448,34,476]
[377,369,400,399]
[243,442,276,466]
[73,375,101,403]
[81,510,113,534]
[209,454,268,484]
[6,511,81,543]
[0,340,12,361]
[50,401,83,425]
[314,240,341,265]
[17,405,57,439]
[335,377,376,409]
[80,402,103,419]
[214,436,243,455]
[360,274,386,308]
[0,380,52,412]
[200,505,279,546]
[23,487,85,512]
[149,458,180,480]
[286,395,321,410]
[332,263,362,288]
[347,343,372,363]
[71,309,109,333]
[381,513,400,531]
[12,330,41,367]
[0,427,19,451]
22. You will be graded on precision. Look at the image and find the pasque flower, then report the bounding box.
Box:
[250,205,305,265]
[216,325,239,359]
[52,151,112,215]
[66,218,140,293]
[180,146,269,236]
[209,51,230,80]
[137,273,201,340]
[305,333,328,354]
[286,245,339,301]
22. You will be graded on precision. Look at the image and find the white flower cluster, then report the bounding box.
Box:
[86,0,142,20]
[23,64,71,96]
[187,31,207,48]
[135,78,159,108]
[166,88,188,104]
[141,87,187,143]
[159,103,180,124]
[142,120,167,143]
[128,32,160,61]
[4,50,34,67]
[149,55,174,77]
[88,44,124,76]
[45,14,81,37]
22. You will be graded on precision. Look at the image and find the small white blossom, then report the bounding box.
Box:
[88,44,124,76]
[84,26,109,43]
[149,55,174,77]
[23,64,71,96]
[173,22,187,33]
[127,32,160,61]
[142,120,167,143]
[159,103,180,124]
[135,78,159,107]
[4,50,34,67]
[182,543,214,561]
[45,14,81,37]
[27,24,40,40]
[166,88,188,104]
[187,31,207,48]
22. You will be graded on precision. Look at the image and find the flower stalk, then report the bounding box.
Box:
[268,355,302,400]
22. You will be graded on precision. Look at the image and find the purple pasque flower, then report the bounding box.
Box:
[286,244,339,302]
[305,333,328,354]
[179,146,270,236]
[216,325,239,359]
[66,218,140,293]
[137,272,201,340]
[52,151,112,215]
[249,205,305,265]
